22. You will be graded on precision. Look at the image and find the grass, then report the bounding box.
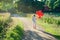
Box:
[37,14,60,40]
[0,13,24,40]
[4,18,24,40]
[0,13,11,39]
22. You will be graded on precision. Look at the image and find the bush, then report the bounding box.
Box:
[57,20,60,25]
[10,25,24,40]
[0,13,24,40]
[41,16,60,25]
[0,13,11,38]
[4,20,24,40]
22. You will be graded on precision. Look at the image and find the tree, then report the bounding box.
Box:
[45,0,56,10]
[17,0,44,13]
[53,0,60,11]
[0,0,19,12]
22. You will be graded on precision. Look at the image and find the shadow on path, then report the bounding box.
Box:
[22,30,51,40]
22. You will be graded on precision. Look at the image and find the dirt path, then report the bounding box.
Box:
[12,14,57,40]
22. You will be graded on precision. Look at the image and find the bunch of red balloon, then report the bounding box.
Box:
[36,10,44,19]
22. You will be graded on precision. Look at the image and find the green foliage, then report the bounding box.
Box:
[4,17,24,40]
[53,0,60,9]
[0,0,60,12]
[5,25,24,40]
[57,20,60,25]
[0,13,11,31]
[45,0,50,8]
[0,13,24,40]
[44,0,60,11]
[17,0,44,12]
[0,13,11,39]
[0,0,19,12]
[41,14,60,25]
[37,14,60,40]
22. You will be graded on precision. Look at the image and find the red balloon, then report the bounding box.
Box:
[36,10,44,18]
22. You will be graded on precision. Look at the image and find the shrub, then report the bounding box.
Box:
[41,16,60,25]
[4,25,24,40]
[0,13,11,38]
[57,20,60,25]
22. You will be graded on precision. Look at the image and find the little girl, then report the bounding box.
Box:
[32,14,36,29]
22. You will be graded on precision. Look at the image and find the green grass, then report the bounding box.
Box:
[4,18,24,40]
[0,13,24,40]
[37,14,60,40]
[37,20,60,34]
[0,13,11,39]
[5,25,24,40]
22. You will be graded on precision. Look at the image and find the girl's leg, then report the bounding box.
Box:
[33,23,36,29]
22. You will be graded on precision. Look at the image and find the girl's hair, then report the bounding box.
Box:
[33,14,35,16]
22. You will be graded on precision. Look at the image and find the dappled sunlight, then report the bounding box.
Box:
[0,0,60,40]
[22,30,56,40]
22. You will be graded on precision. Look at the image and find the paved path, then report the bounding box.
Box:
[12,14,57,40]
